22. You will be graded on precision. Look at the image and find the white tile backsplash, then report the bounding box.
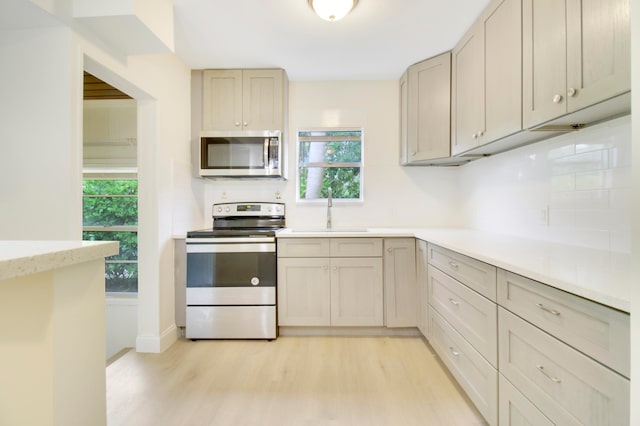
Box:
[460,115,632,252]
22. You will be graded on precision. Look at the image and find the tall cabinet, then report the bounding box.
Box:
[522,0,630,128]
[451,0,522,155]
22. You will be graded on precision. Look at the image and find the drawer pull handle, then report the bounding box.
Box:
[449,262,459,270]
[449,347,460,357]
[536,365,562,383]
[536,303,560,316]
[448,298,459,307]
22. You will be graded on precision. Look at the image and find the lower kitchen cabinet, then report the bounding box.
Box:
[416,239,429,337]
[498,307,629,425]
[277,238,384,327]
[383,238,417,327]
[277,258,331,326]
[429,308,498,425]
[330,257,383,326]
[499,374,553,426]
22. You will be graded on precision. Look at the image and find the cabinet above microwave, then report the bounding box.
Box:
[199,130,284,179]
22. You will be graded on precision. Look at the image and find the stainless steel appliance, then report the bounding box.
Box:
[185,202,285,339]
[199,130,283,178]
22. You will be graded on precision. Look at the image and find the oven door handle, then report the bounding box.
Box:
[186,243,275,253]
[186,237,275,244]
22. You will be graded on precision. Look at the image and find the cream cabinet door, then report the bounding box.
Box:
[416,240,429,338]
[202,69,243,130]
[566,0,630,111]
[522,0,568,128]
[242,69,284,131]
[451,21,484,155]
[330,258,383,326]
[277,258,330,326]
[406,52,451,162]
[499,374,553,426]
[484,0,522,142]
[499,308,630,425]
[399,71,409,165]
[383,238,417,327]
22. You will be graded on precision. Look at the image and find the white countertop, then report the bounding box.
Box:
[0,240,119,281]
[277,228,632,313]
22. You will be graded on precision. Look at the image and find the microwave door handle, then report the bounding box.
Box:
[263,138,269,170]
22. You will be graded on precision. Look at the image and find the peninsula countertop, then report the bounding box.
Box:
[276,227,631,313]
[0,240,119,281]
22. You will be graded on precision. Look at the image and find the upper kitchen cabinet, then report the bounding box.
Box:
[202,69,287,131]
[452,0,522,155]
[400,52,452,164]
[523,0,630,129]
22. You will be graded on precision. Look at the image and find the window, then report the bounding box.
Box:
[298,129,363,201]
[82,179,138,293]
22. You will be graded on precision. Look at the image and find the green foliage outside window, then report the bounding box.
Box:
[83,179,138,293]
[298,130,362,200]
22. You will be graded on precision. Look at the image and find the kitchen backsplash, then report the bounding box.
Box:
[459,115,632,252]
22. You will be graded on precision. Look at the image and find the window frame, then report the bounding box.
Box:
[296,127,364,204]
[82,171,138,294]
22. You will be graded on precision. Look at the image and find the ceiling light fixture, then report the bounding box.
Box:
[308,0,359,22]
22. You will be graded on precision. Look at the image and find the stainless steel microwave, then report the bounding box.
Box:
[199,130,283,178]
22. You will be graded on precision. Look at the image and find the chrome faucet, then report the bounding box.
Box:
[326,187,333,229]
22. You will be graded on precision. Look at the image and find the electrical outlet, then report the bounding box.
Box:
[538,206,549,226]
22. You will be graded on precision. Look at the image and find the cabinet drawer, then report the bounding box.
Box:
[429,309,497,425]
[427,244,497,301]
[428,265,497,367]
[497,269,630,378]
[277,238,330,257]
[499,374,553,426]
[498,308,629,426]
[330,238,382,257]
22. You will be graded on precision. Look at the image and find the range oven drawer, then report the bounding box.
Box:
[186,306,276,339]
[187,287,275,306]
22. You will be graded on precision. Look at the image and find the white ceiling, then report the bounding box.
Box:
[172,0,492,81]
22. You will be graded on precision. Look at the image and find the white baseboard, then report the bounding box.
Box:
[135,324,179,353]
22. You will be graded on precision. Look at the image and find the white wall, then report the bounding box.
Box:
[0,4,193,355]
[200,80,462,229]
[0,26,83,240]
[459,116,632,251]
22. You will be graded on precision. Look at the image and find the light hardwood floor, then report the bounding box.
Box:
[107,336,487,426]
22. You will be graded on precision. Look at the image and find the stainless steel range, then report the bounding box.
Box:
[185,202,285,340]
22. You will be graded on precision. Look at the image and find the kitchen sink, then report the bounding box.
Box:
[288,228,369,233]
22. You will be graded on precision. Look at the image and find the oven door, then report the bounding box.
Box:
[186,238,276,306]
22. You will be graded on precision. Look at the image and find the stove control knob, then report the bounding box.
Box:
[216,207,222,213]
[225,207,231,212]
[251,277,260,286]
[276,206,282,212]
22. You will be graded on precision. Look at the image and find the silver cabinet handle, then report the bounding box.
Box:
[448,261,459,270]
[448,298,459,306]
[536,365,562,383]
[472,133,478,139]
[568,87,577,97]
[234,122,241,127]
[553,94,563,104]
[449,347,460,357]
[387,248,393,253]
[243,122,248,127]
[536,303,560,316]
